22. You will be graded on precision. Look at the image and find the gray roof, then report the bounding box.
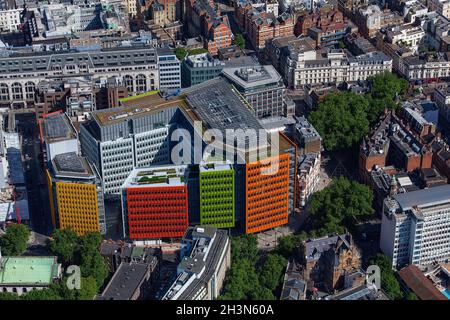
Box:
[393,184,450,211]
[304,234,351,262]
[222,65,282,90]
[96,262,149,300]
[52,152,94,178]
[184,78,264,133]
[43,112,76,143]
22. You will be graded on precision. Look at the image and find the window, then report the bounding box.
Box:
[25,82,35,99]
[11,82,22,100]
[136,74,147,93]
[0,83,9,101]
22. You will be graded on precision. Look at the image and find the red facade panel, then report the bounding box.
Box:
[126,186,189,239]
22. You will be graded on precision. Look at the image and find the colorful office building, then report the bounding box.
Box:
[47,152,106,236]
[121,165,189,240]
[199,163,235,229]
[245,154,290,234]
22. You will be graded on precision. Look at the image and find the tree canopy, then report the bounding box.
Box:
[308,92,370,151]
[219,235,286,300]
[233,34,245,49]
[174,47,209,61]
[258,254,287,292]
[308,72,409,151]
[365,71,408,124]
[49,227,79,263]
[368,253,404,300]
[49,229,109,290]
[0,223,30,256]
[308,177,374,235]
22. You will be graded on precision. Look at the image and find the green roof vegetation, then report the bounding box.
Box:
[119,90,160,103]
[138,176,167,184]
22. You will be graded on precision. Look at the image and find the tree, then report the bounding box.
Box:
[220,258,261,300]
[80,251,108,289]
[230,235,258,264]
[174,48,187,61]
[369,254,404,300]
[366,72,408,124]
[406,292,418,300]
[276,233,308,258]
[0,292,20,300]
[49,228,79,264]
[233,34,245,49]
[0,223,30,256]
[76,277,99,300]
[309,177,374,235]
[308,92,370,151]
[258,254,287,291]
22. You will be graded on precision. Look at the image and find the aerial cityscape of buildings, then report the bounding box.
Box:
[0,0,449,303]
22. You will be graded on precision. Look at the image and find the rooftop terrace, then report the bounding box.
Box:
[122,165,187,188]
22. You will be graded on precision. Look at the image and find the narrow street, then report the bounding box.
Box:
[16,113,53,236]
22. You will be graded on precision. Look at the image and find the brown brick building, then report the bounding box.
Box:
[298,233,361,293]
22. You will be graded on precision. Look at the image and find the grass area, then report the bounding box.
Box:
[119,90,160,103]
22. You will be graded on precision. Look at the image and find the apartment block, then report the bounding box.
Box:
[294,7,349,47]
[426,0,450,19]
[359,111,433,177]
[121,165,189,239]
[0,8,20,32]
[433,85,450,124]
[297,153,321,208]
[184,0,233,55]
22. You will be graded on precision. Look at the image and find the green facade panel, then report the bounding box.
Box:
[199,167,235,229]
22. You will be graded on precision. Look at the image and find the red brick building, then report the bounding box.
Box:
[184,0,233,55]
[234,2,294,51]
[294,7,348,47]
[247,12,295,50]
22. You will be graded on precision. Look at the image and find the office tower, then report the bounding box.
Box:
[121,165,189,239]
[46,152,106,235]
[380,184,450,268]
[199,163,235,229]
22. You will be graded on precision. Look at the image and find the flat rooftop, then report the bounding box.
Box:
[42,112,77,143]
[199,162,233,173]
[0,256,60,286]
[91,92,188,126]
[51,152,95,179]
[122,165,187,188]
[97,262,149,300]
[393,184,450,211]
[222,65,282,89]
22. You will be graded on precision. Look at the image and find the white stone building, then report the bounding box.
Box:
[380,184,450,268]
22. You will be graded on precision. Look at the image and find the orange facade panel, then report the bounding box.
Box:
[126,186,189,239]
[245,154,290,234]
